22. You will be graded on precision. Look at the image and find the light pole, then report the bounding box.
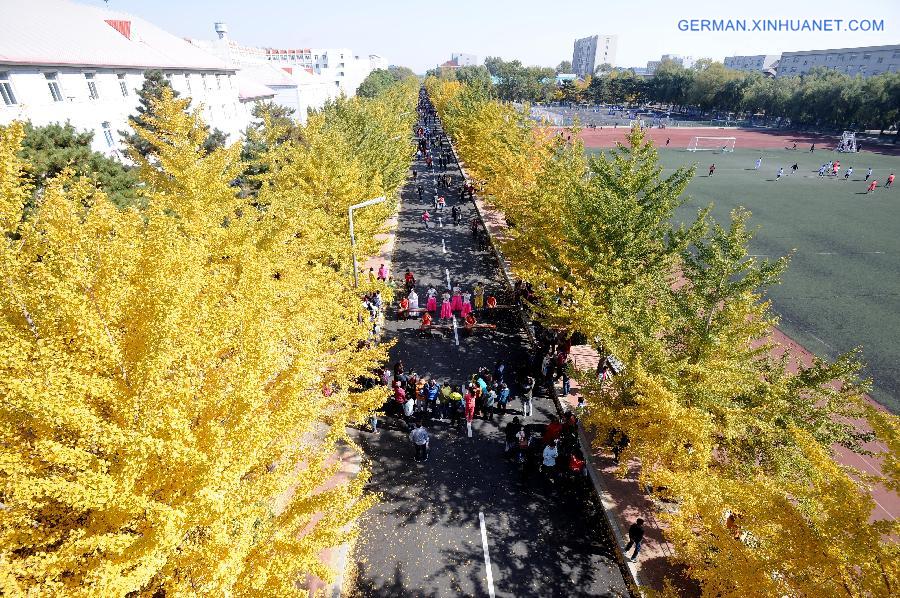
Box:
[349,196,386,287]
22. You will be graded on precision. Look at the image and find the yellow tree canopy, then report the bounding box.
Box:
[0,84,415,595]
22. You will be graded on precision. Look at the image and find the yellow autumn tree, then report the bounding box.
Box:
[429,78,900,596]
[0,82,415,595]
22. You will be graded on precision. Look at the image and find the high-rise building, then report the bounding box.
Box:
[724,54,781,74]
[572,35,617,76]
[776,45,900,78]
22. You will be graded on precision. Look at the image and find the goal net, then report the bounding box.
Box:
[687,136,736,152]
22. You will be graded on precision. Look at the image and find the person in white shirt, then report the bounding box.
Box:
[755,157,762,170]
[542,439,559,474]
[410,423,430,462]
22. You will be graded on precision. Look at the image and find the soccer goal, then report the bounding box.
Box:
[687,136,736,152]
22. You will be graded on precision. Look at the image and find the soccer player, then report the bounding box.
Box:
[776,167,784,181]
[809,143,816,152]
[665,138,670,147]
[887,173,895,188]
[865,167,873,181]
[844,167,853,180]
[866,180,878,194]
[755,157,762,170]
[708,163,716,177]
[818,164,827,177]
[790,163,799,174]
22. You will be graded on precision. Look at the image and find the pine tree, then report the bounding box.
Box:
[19,122,138,207]
[120,69,227,159]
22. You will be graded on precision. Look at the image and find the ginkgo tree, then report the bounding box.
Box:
[0,80,416,595]
[427,76,900,596]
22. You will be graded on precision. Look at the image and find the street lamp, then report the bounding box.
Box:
[349,196,386,287]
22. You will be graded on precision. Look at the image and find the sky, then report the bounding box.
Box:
[84,0,899,73]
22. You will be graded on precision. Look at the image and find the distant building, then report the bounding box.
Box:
[572,35,618,76]
[189,23,337,122]
[451,53,478,67]
[0,0,251,157]
[647,54,696,74]
[437,54,478,77]
[724,54,781,73]
[776,44,900,78]
[555,73,578,85]
[262,45,384,96]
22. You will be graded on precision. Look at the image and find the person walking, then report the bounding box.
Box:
[522,375,535,417]
[484,386,497,422]
[542,439,559,478]
[497,382,510,418]
[409,422,430,462]
[416,184,424,201]
[505,416,523,456]
[422,210,431,228]
[708,163,715,177]
[464,385,477,437]
[624,518,645,562]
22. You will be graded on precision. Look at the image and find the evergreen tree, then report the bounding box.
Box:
[120,70,227,159]
[19,122,138,207]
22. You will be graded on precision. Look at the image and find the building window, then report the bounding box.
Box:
[85,73,100,100]
[0,72,16,106]
[339,62,344,68]
[45,73,63,102]
[117,73,128,97]
[101,121,114,147]
[185,74,192,94]
[338,71,344,77]
[877,57,884,64]
[216,74,222,90]
[202,74,208,91]
[863,53,872,60]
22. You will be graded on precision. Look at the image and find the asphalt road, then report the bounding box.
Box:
[350,111,630,597]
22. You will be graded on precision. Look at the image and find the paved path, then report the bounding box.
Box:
[351,110,630,597]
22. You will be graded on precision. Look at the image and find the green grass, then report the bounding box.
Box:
[591,147,900,413]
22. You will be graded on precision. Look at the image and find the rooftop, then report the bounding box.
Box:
[0,0,230,72]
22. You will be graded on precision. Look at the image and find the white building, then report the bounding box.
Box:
[189,23,338,123]
[0,0,255,157]
[776,45,900,78]
[572,35,618,76]
[647,54,696,74]
[724,54,781,74]
[264,46,383,97]
[451,53,479,67]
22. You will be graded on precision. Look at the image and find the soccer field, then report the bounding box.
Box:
[591,147,900,413]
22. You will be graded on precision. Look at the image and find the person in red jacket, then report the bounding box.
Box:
[464,385,477,437]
